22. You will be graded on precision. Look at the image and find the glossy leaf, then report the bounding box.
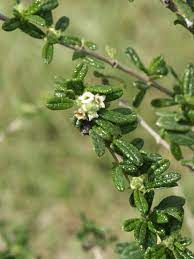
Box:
[42,42,54,64]
[2,18,20,31]
[133,89,147,108]
[170,142,183,161]
[19,22,45,39]
[151,159,170,177]
[151,98,176,107]
[125,47,148,74]
[73,63,88,81]
[134,190,149,215]
[95,119,121,137]
[123,218,140,232]
[144,245,166,259]
[134,220,147,246]
[89,129,106,157]
[182,63,194,96]
[112,165,125,192]
[26,15,46,26]
[92,125,112,141]
[100,109,137,126]
[149,55,168,77]
[46,96,74,110]
[113,139,143,166]
[55,16,70,31]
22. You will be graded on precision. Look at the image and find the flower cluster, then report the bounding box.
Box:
[74,92,106,121]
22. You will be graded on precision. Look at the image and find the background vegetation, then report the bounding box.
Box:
[0,0,194,258]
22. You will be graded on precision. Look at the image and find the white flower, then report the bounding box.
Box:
[74,108,87,120]
[88,111,99,121]
[185,18,193,28]
[95,94,106,109]
[75,91,106,121]
[78,92,95,104]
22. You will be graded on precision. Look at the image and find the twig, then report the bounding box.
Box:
[60,41,173,97]
[0,10,174,97]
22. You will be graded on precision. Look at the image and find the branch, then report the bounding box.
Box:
[0,10,174,97]
[60,41,173,97]
[1,7,193,240]
[118,100,194,239]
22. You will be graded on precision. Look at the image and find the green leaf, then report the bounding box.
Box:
[73,63,88,81]
[133,89,147,108]
[26,15,46,26]
[92,126,112,142]
[125,47,148,74]
[26,0,59,14]
[89,129,106,157]
[46,96,74,110]
[130,138,144,150]
[147,171,181,189]
[123,218,140,232]
[134,220,147,246]
[113,139,143,166]
[86,85,123,102]
[19,22,45,39]
[182,63,194,96]
[100,109,137,126]
[87,85,111,95]
[2,18,20,31]
[144,190,155,212]
[145,230,157,249]
[151,159,170,177]
[145,245,166,259]
[153,210,169,224]
[141,150,162,163]
[60,35,82,46]
[119,160,137,175]
[151,98,176,107]
[112,165,125,192]
[157,196,185,209]
[156,116,190,132]
[38,10,53,27]
[84,57,105,69]
[170,142,183,161]
[55,16,70,31]
[42,42,54,64]
[149,55,168,77]
[134,190,149,215]
[167,131,194,146]
[115,242,144,259]
[95,119,121,137]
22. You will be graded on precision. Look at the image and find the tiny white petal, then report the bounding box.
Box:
[185,18,193,28]
[74,108,87,120]
[88,111,99,121]
[78,92,95,104]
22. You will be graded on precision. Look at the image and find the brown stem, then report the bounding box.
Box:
[60,41,174,97]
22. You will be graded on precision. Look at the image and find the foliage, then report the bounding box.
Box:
[1,0,194,258]
[0,223,34,259]
[77,214,117,251]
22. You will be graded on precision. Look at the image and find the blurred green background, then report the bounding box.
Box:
[0,0,194,258]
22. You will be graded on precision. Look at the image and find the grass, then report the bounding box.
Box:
[0,0,194,258]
